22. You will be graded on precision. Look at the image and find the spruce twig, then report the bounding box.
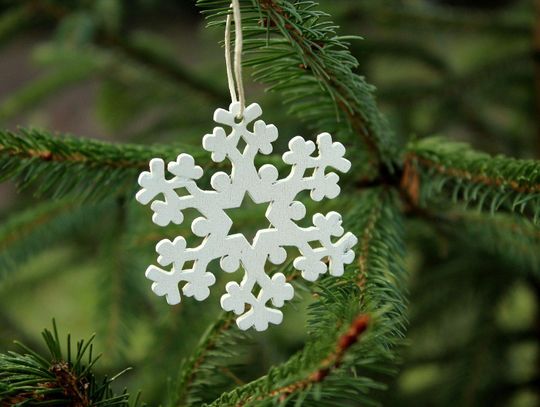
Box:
[198,0,398,172]
[8,0,227,103]
[0,321,137,406]
[202,190,406,407]
[403,137,540,223]
[0,128,284,200]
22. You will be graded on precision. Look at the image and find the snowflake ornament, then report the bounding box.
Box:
[136,102,358,331]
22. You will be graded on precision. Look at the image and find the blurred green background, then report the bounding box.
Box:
[0,0,538,406]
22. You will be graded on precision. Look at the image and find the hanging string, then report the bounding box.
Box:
[224,12,237,104]
[225,0,245,118]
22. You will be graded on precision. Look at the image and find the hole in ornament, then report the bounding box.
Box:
[276,164,289,180]
[208,257,221,273]
[236,137,247,154]
[234,114,243,124]
[224,192,271,246]
[183,260,195,270]
[217,258,247,295]
[305,167,317,178]
[309,240,325,250]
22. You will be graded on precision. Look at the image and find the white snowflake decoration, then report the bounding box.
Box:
[136,102,358,331]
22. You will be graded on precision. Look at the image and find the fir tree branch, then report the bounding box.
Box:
[356,195,384,296]
[100,33,228,103]
[248,315,370,405]
[350,189,407,346]
[0,199,111,276]
[377,51,531,106]
[442,210,540,273]
[0,128,283,200]
[0,128,181,199]
[173,261,299,406]
[203,190,406,407]
[342,1,532,37]
[0,64,97,121]
[197,0,398,171]
[172,312,237,407]
[0,5,33,48]
[351,37,450,74]
[0,321,136,406]
[18,0,228,103]
[97,197,145,361]
[403,137,540,223]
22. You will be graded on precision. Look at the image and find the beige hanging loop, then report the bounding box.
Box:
[225,0,245,118]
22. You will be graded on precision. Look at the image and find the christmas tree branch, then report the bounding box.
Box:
[378,51,531,106]
[257,0,396,164]
[342,1,531,37]
[173,313,236,407]
[0,321,136,406]
[0,200,111,275]
[0,4,34,48]
[97,197,141,361]
[100,34,229,103]
[0,128,180,199]
[403,137,540,223]
[443,210,540,273]
[203,312,381,407]
[0,64,97,121]
[6,1,227,103]
[174,262,299,406]
[203,190,406,406]
[351,189,407,341]
[197,0,398,172]
[249,315,371,406]
[0,128,284,200]
[356,196,384,295]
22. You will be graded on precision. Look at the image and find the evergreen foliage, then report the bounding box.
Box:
[0,199,108,276]
[0,129,195,200]
[199,0,398,173]
[0,321,138,406]
[0,128,283,200]
[437,209,540,273]
[0,0,538,406]
[404,137,540,222]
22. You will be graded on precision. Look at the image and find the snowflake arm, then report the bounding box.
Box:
[293,213,358,281]
[221,261,294,331]
[260,133,356,283]
[136,155,203,226]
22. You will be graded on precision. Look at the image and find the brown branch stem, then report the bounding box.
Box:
[237,315,370,406]
[0,143,150,170]
[405,154,540,195]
